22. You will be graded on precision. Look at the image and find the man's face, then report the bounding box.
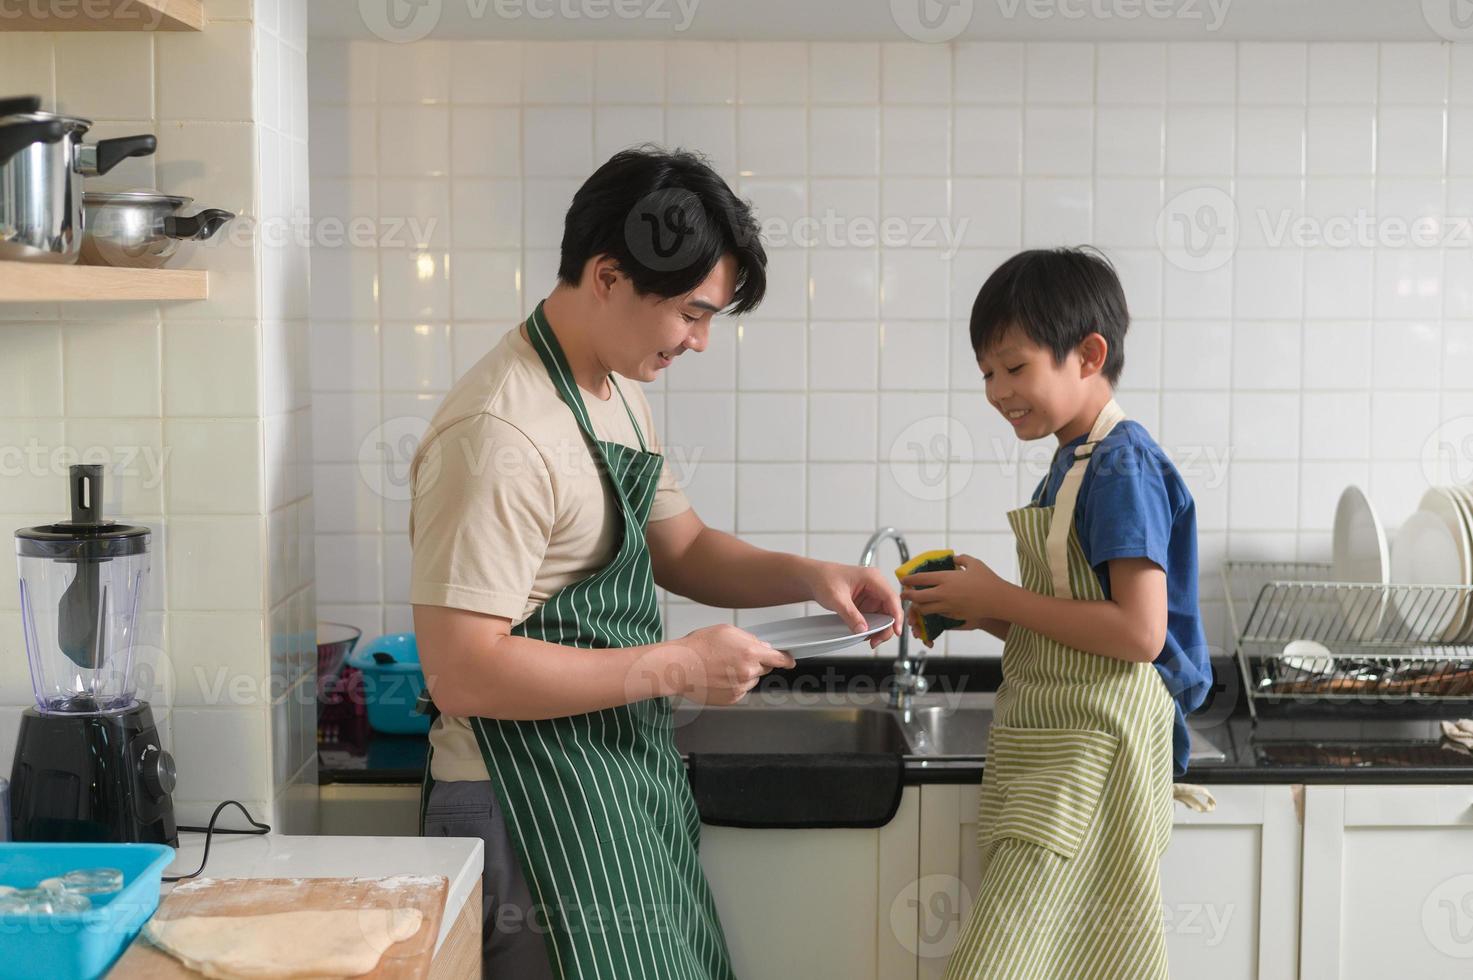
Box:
[977,326,1089,441]
[602,254,737,383]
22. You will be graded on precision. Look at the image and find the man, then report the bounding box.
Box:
[410,146,902,979]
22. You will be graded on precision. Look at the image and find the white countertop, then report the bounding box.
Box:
[161,833,483,954]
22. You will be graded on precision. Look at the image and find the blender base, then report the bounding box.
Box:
[9,701,178,846]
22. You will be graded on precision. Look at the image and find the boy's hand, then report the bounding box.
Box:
[899,553,1012,626]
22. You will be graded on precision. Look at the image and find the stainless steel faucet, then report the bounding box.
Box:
[859,527,929,710]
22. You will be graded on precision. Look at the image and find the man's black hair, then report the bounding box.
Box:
[969,247,1129,384]
[558,146,767,315]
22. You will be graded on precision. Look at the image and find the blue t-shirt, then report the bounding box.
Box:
[1029,419,1213,777]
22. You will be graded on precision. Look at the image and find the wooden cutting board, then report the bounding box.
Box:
[111,875,449,979]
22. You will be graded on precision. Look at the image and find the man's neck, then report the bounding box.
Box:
[537,288,612,400]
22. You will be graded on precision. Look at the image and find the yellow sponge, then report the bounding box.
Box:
[894,549,966,646]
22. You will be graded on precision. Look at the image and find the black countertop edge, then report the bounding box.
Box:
[319,656,1473,787]
[319,759,1473,788]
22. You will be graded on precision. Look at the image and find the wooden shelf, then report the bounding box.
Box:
[0,263,208,302]
[2,0,203,31]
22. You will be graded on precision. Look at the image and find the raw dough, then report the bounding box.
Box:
[144,907,424,979]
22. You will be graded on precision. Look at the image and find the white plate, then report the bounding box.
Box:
[745,612,895,659]
[1281,638,1336,675]
[1331,486,1389,641]
[1390,507,1465,641]
[1431,486,1473,639]
[1424,486,1473,641]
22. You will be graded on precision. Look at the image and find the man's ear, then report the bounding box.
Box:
[1078,332,1109,379]
[589,255,622,299]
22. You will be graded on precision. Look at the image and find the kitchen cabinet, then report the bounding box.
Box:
[0,0,203,31]
[698,787,921,980]
[0,263,208,302]
[1300,785,1473,980]
[319,779,1473,979]
[914,783,1301,980]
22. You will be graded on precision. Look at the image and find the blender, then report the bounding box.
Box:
[8,464,177,844]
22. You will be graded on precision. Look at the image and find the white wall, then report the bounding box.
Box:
[307,38,1473,660]
[0,0,318,833]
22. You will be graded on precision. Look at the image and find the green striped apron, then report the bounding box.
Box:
[945,399,1175,980]
[420,302,734,980]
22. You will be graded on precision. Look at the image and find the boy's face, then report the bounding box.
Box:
[976,326,1095,441]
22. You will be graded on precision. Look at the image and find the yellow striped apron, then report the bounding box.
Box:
[945,399,1175,980]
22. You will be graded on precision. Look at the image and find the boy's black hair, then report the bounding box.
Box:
[558,146,767,315]
[969,246,1129,384]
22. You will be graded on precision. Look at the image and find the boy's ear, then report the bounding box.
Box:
[1078,332,1109,379]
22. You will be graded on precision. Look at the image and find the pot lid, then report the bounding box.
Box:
[0,110,91,133]
[83,190,194,208]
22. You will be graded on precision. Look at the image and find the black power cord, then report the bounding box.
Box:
[162,800,272,882]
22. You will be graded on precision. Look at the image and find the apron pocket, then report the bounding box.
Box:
[979,724,1121,860]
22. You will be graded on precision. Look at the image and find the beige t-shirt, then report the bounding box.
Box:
[408,324,691,782]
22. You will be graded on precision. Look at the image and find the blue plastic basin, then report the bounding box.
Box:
[0,841,175,980]
[346,632,431,735]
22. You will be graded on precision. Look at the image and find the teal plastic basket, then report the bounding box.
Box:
[346,632,431,735]
[0,841,175,980]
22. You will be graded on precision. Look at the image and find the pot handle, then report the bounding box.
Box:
[0,95,42,116]
[81,133,157,177]
[0,117,65,167]
[163,208,235,241]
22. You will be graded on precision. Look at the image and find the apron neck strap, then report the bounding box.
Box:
[525,300,650,453]
[1045,398,1126,599]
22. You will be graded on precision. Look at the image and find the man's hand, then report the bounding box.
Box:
[801,561,903,648]
[899,553,1013,631]
[671,624,796,705]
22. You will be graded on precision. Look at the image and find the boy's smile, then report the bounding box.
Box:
[978,328,1112,445]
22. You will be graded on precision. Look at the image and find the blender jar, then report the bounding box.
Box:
[15,465,150,715]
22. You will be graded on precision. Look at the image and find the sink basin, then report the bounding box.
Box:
[669,697,1228,766]
[904,706,992,756]
[672,706,911,755]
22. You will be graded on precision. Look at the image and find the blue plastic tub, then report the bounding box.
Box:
[0,841,175,980]
[346,632,431,734]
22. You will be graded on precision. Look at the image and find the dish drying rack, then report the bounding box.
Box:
[1224,561,1473,720]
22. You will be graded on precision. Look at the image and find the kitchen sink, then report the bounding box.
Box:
[902,705,993,757]
[669,694,1228,766]
[672,705,912,755]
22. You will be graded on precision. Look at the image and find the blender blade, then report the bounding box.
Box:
[58,562,108,670]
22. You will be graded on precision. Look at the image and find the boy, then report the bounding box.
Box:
[900,247,1212,979]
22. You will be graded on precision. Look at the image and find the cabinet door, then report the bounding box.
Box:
[1161,784,1300,980]
[918,783,1299,980]
[1303,785,1473,980]
[699,786,921,980]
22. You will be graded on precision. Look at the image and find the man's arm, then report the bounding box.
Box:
[414,604,793,720]
[646,508,810,607]
[646,508,904,643]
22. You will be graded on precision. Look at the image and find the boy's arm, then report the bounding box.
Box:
[903,555,1166,663]
[994,557,1167,663]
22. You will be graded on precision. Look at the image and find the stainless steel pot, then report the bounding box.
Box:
[81,192,234,269]
[0,94,158,264]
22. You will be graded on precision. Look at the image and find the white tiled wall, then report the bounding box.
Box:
[308,38,1473,661]
[0,2,318,832]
